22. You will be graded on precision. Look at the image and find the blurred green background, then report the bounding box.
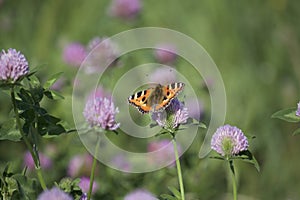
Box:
[1,0,300,199]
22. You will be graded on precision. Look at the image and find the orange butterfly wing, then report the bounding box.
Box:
[154,82,185,111]
[128,82,185,114]
[128,88,153,113]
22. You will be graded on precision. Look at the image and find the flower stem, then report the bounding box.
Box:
[36,166,47,190]
[172,138,185,200]
[229,160,237,200]
[10,87,47,190]
[87,136,100,200]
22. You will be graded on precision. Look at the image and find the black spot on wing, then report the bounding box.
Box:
[142,96,146,102]
[136,91,143,98]
[170,83,176,89]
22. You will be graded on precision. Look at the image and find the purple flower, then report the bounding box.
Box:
[67,154,93,177]
[85,37,119,74]
[211,125,249,157]
[124,189,156,200]
[63,43,87,67]
[152,98,188,131]
[154,44,177,64]
[83,96,120,130]
[0,48,29,83]
[296,101,300,117]
[23,151,52,171]
[78,177,98,194]
[147,139,181,167]
[108,0,142,20]
[79,193,88,200]
[148,68,177,85]
[37,187,73,200]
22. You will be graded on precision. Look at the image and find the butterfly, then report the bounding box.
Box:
[128,82,185,114]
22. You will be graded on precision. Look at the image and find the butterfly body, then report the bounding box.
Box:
[128,82,185,114]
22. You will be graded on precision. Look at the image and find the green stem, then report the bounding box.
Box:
[36,166,47,190]
[10,87,47,190]
[172,138,185,200]
[229,160,237,200]
[87,137,100,200]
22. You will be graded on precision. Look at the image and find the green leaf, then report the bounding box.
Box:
[293,128,300,135]
[154,129,170,137]
[44,72,63,89]
[209,156,225,160]
[36,114,66,136]
[42,114,61,124]
[5,176,18,195]
[44,90,64,100]
[184,118,207,128]
[196,122,207,129]
[25,70,37,78]
[271,107,300,123]
[2,163,14,178]
[0,119,22,142]
[160,194,178,200]
[168,186,181,199]
[235,150,260,172]
[20,110,35,123]
[18,89,32,105]
[45,124,66,136]
[26,75,40,87]
[58,177,83,200]
[30,86,44,103]
[16,99,32,111]
[13,174,38,199]
[0,82,16,90]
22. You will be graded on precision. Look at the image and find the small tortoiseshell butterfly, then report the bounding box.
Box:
[128,82,185,114]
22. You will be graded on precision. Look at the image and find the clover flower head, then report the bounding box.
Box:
[152,98,188,131]
[296,101,300,117]
[63,43,87,67]
[83,96,120,130]
[0,48,29,82]
[108,0,142,20]
[37,187,73,200]
[211,124,249,157]
[124,189,156,200]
